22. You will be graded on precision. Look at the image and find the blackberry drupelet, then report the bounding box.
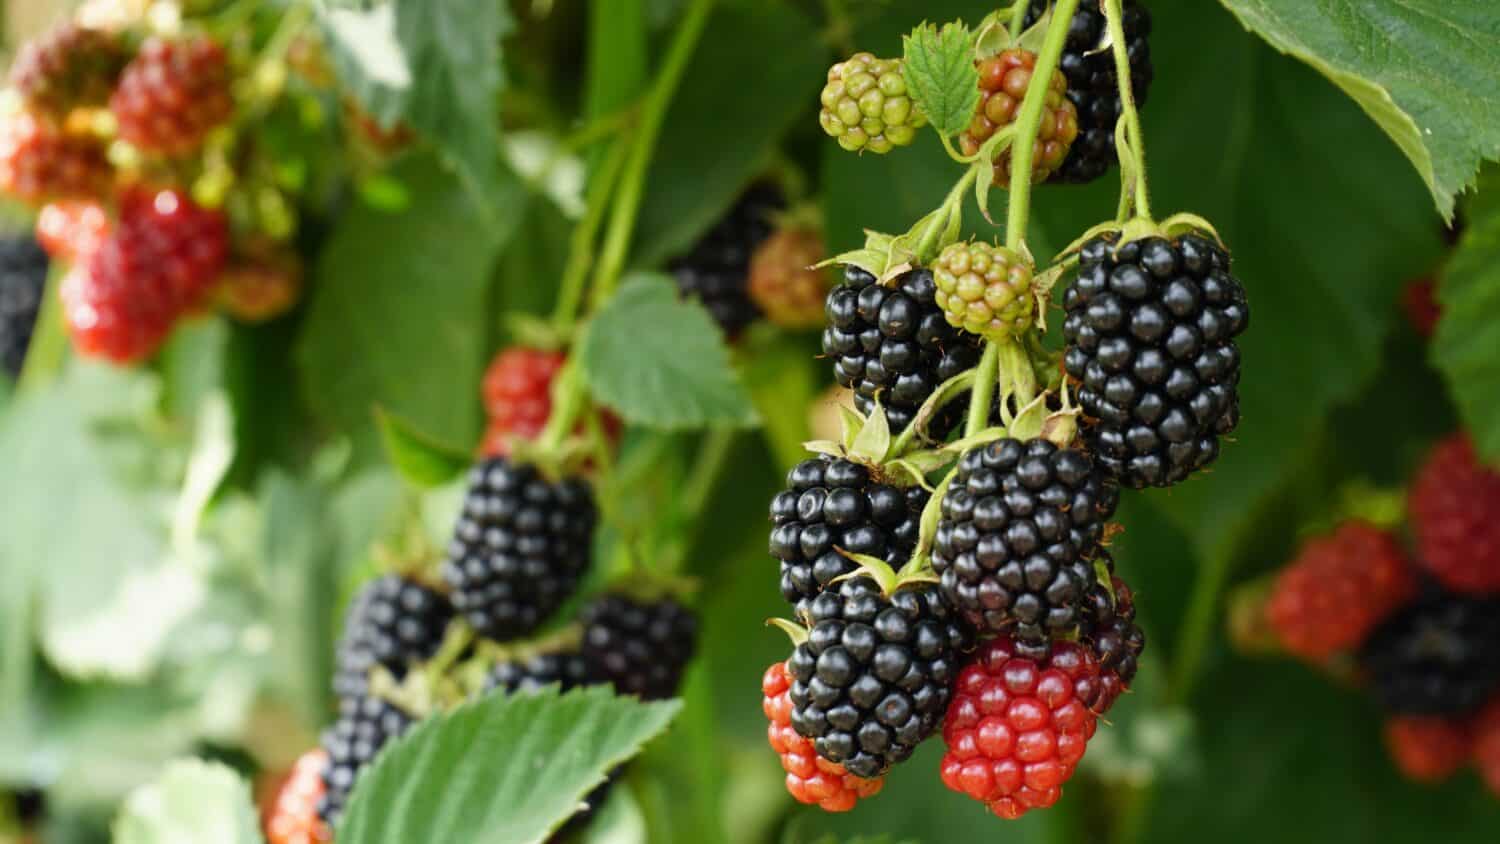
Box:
[580,594,698,700]
[822,265,985,434]
[442,457,597,641]
[332,575,453,701]
[1062,232,1248,489]
[788,577,973,779]
[1359,592,1500,717]
[670,184,783,336]
[317,694,415,827]
[1023,0,1153,184]
[485,650,595,694]
[1080,570,1144,713]
[931,438,1118,654]
[0,234,48,377]
[769,456,928,618]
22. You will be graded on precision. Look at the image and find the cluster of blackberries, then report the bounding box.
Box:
[671,184,783,336]
[0,234,48,378]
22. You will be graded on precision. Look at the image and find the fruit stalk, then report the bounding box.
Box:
[1104,0,1151,220]
[553,136,630,331]
[1003,0,1078,251]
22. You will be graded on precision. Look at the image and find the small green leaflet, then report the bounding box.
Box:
[375,407,471,488]
[902,22,980,140]
[113,759,262,844]
[579,274,760,430]
[336,686,681,844]
[1432,198,1500,461]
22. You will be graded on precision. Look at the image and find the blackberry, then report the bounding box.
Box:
[1080,570,1145,712]
[1359,592,1500,717]
[317,693,415,827]
[442,457,597,640]
[0,234,49,378]
[332,575,453,701]
[769,456,928,618]
[788,577,973,778]
[580,594,698,700]
[9,22,127,121]
[110,36,233,156]
[931,438,1118,654]
[1062,232,1248,489]
[822,265,985,433]
[485,650,595,694]
[958,49,1078,187]
[670,184,782,336]
[1023,0,1154,184]
[818,53,926,154]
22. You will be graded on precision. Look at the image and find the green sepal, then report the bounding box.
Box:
[801,439,847,459]
[837,404,866,451]
[973,130,1015,222]
[882,458,938,491]
[848,399,893,464]
[1040,405,1081,449]
[898,368,978,450]
[500,313,571,350]
[973,9,1015,60]
[1013,4,1054,54]
[817,229,917,285]
[1006,393,1048,441]
[912,467,958,564]
[767,617,810,648]
[831,550,901,596]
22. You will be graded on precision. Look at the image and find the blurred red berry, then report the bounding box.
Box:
[1383,716,1470,784]
[763,661,884,812]
[0,109,110,204]
[1409,435,1500,594]
[264,749,331,844]
[1402,277,1441,338]
[1474,697,1500,797]
[110,36,233,156]
[9,22,127,121]
[35,199,111,263]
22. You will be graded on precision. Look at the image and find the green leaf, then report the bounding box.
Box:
[578,274,759,430]
[112,759,261,844]
[1432,200,1500,460]
[296,154,517,454]
[319,0,514,203]
[901,22,980,139]
[629,4,826,267]
[375,407,471,487]
[1217,0,1500,220]
[336,687,680,844]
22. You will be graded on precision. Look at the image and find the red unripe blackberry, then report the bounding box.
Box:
[939,635,1102,819]
[265,749,331,844]
[110,36,233,156]
[748,226,830,330]
[60,242,176,363]
[332,575,453,702]
[35,199,110,263]
[1474,697,1500,797]
[1402,277,1440,339]
[822,265,985,433]
[1266,522,1417,662]
[580,594,698,701]
[0,109,110,203]
[1408,435,1500,594]
[958,49,1079,187]
[1023,0,1154,184]
[0,233,49,378]
[764,661,885,811]
[115,186,230,311]
[317,694,415,827]
[9,22,127,121]
[788,577,973,779]
[482,346,564,447]
[769,456,928,618]
[670,184,782,337]
[1359,592,1500,717]
[1383,716,1471,784]
[219,253,302,322]
[1079,570,1145,713]
[1063,232,1249,488]
[931,438,1119,653]
[441,457,597,640]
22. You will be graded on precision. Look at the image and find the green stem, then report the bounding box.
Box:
[535,358,587,453]
[17,267,68,395]
[1004,0,1078,251]
[1009,0,1029,38]
[914,165,978,262]
[663,429,737,575]
[1168,547,1232,703]
[552,137,630,332]
[965,343,1000,437]
[590,0,716,308]
[1104,0,1151,220]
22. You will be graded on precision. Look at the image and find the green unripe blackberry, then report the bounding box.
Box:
[819,53,927,154]
[932,241,1034,341]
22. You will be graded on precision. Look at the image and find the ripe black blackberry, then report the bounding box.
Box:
[931,438,1118,656]
[1080,568,1145,712]
[442,457,597,641]
[485,650,595,694]
[1023,0,1153,184]
[822,265,985,434]
[332,575,453,701]
[788,577,973,779]
[580,594,698,700]
[1062,232,1248,489]
[769,456,928,618]
[670,183,783,336]
[317,693,416,827]
[0,234,48,378]
[1359,592,1500,717]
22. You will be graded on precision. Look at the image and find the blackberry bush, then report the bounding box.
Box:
[332,575,453,701]
[580,594,699,700]
[1063,232,1249,488]
[441,457,597,641]
[670,184,783,337]
[769,456,927,618]
[0,234,49,378]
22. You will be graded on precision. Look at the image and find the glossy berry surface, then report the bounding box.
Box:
[958,49,1078,186]
[932,241,1034,341]
[939,636,1101,819]
[317,694,415,827]
[581,594,698,701]
[9,22,127,121]
[1359,592,1500,717]
[265,749,331,844]
[822,265,985,434]
[1063,232,1249,488]
[1408,435,1500,594]
[1080,571,1145,713]
[931,437,1119,650]
[332,575,453,701]
[764,661,885,811]
[1266,521,1417,662]
[442,457,596,640]
[0,233,49,378]
[748,226,830,329]
[1023,0,1153,184]
[788,577,973,779]
[670,184,782,337]
[0,109,110,203]
[769,456,927,618]
[1383,716,1470,784]
[818,53,926,154]
[110,36,233,156]
[35,199,110,262]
